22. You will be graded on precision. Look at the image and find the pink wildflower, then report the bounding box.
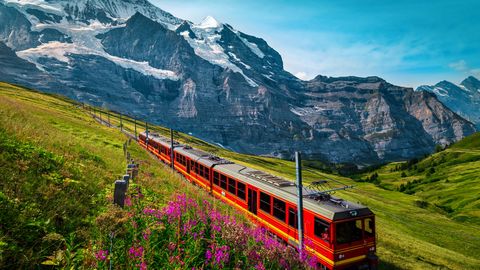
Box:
[95,250,108,261]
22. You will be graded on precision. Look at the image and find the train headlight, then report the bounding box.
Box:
[338,254,345,259]
[369,247,375,252]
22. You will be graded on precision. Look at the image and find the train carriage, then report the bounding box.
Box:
[138,132,378,270]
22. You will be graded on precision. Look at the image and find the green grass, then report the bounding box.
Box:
[0,83,240,268]
[354,133,480,225]
[1,82,480,269]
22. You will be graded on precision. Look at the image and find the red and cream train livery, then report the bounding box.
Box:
[138,132,378,270]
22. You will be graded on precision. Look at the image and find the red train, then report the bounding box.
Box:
[138,132,378,270]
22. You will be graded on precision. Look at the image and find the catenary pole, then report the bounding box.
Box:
[170,129,175,169]
[296,151,304,254]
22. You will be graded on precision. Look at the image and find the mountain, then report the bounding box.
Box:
[0,0,476,165]
[417,76,480,128]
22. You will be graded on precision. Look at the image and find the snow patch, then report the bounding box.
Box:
[238,35,265,58]
[196,16,221,29]
[458,84,471,92]
[433,87,449,97]
[4,0,63,13]
[183,21,257,87]
[17,41,179,80]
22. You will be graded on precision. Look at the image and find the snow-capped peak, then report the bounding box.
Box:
[4,0,183,29]
[196,15,221,29]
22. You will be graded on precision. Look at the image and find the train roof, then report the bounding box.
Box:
[140,131,372,221]
[175,146,232,167]
[214,163,372,221]
[141,132,181,149]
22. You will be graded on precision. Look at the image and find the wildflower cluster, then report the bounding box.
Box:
[95,187,318,269]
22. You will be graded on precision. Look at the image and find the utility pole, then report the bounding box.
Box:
[145,122,149,149]
[119,113,123,131]
[170,129,175,169]
[134,118,137,139]
[296,151,304,254]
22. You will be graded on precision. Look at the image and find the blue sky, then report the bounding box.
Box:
[151,0,480,87]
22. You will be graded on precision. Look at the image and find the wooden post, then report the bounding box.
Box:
[296,151,304,253]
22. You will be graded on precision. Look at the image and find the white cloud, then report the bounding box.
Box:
[294,72,309,80]
[449,60,480,78]
[449,60,468,72]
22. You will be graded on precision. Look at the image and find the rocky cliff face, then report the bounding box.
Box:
[417,76,480,129]
[0,0,476,165]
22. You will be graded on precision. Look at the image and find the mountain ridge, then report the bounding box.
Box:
[0,0,476,165]
[417,76,480,128]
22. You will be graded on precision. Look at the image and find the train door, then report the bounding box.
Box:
[186,159,191,174]
[248,189,257,215]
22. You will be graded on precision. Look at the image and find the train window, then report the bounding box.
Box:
[175,154,187,166]
[220,174,227,189]
[195,163,199,174]
[213,172,220,186]
[237,182,246,200]
[365,218,374,238]
[272,198,286,222]
[336,220,363,244]
[228,178,236,195]
[314,217,330,243]
[288,208,298,228]
[201,165,209,179]
[259,192,271,214]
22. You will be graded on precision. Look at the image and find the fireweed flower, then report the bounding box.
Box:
[129,245,144,258]
[167,242,176,251]
[133,193,318,269]
[205,249,212,261]
[125,196,132,207]
[254,262,266,270]
[95,250,108,261]
[142,228,151,240]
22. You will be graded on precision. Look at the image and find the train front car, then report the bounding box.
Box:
[303,193,378,270]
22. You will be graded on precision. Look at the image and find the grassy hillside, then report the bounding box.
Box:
[354,132,480,225]
[1,82,480,269]
[0,83,245,268]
